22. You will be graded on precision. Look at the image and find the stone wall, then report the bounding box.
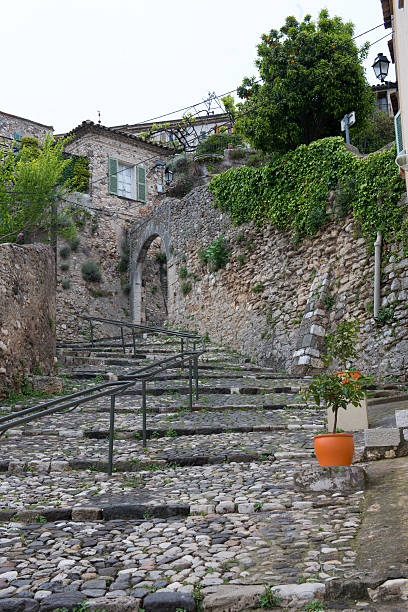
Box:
[56,128,170,340]
[130,186,408,378]
[0,244,56,397]
[0,110,52,143]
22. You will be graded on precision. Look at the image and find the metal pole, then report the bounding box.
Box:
[194,356,199,400]
[132,329,136,356]
[108,394,115,476]
[374,231,382,319]
[181,338,184,370]
[90,320,94,348]
[142,381,147,448]
[345,116,350,145]
[121,326,126,354]
[188,358,193,411]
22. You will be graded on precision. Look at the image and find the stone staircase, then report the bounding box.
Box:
[0,337,408,611]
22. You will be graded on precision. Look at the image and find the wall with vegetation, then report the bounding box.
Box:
[0,244,55,398]
[131,177,408,378]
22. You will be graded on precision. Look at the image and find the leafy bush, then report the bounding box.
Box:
[59,246,71,259]
[354,110,395,154]
[81,260,101,282]
[196,133,243,156]
[209,137,406,245]
[201,235,231,271]
[179,265,188,279]
[61,279,71,290]
[377,306,394,324]
[60,263,69,272]
[229,148,247,160]
[258,585,282,608]
[181,281,192,295]
[59,155,90,193]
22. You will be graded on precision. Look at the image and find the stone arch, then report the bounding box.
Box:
[130,220,172,325]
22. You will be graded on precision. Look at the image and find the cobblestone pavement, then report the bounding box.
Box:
[0,342,400,610]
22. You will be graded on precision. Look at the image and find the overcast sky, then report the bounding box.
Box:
[1,0,393,134]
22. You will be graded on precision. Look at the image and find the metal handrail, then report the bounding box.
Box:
[0,346,205,475]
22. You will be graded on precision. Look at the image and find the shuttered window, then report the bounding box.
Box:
[137,166,146,202]
[395,111,403,153]
[109,157,146,201]
[108,157,118,194]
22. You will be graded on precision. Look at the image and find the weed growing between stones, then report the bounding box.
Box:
[258,584,282,608]
[304,601,326,611]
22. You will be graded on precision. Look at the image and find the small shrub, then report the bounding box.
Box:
[203,235,231,271]
[179,265,188,279]
[377,306,394,324]
[196,133,242,156]
[69,236,80,251]
[59,246,71,259]
[61,279,71,290]
[60,263,69,272]
[333,176,357,219]
[199,247,209,266]
[81,260,101,282]
[246,152,266,167]
[323,294,334,310]
[181,281,192,295]
[151,285,158,294]
[237,253,246,265]
[252,283,265,293]
[89,288,110,298]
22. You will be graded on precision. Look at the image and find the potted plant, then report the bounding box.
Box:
[304,319,369,466]
[304,371,367,466]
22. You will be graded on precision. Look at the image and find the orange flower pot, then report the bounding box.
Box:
[314,434,354,466]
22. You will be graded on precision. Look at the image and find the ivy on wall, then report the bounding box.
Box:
[208,137,406,247]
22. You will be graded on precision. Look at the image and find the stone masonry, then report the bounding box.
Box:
[130,184,408,377]
[0,110,53,145]
[56,122,171,339]
[0,244,56,397]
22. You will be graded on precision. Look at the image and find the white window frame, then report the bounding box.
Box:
[117,161,136,200]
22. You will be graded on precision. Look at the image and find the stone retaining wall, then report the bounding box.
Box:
[0,244,56,397]
[130,186,408,378]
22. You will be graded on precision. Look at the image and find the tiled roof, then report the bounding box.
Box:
[62,120,173,153]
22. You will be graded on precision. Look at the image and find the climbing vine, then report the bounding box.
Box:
[208,137,406,247]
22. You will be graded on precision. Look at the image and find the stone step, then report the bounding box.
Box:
[367,392,408,407]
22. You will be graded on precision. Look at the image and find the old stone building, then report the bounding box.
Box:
[55,121,172,339]
[0,109,53,147]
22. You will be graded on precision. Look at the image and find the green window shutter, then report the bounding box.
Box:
[395,111,403,154]
[109,157,118,194]
[137,166,146,202]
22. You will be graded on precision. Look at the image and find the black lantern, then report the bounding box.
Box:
[165,168,173,185]
[372,53,390,83]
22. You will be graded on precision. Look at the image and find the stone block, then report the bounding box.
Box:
[237,503,254,514]
[215,501,235,514]
[310,324,325,337]
[202,584,265,611]
[72,506,102,521]
[190,504,215,516]
[364,428,402,447]
[49,460,71,472]
[0,600,39,612]
[368,578,408,602]
[294,465,367,493]
[39,592,86,612]
[298,356,311,365]
[86,596,141,611]
[7,461,24,474]
[143,591,196,611]
[29,376,63,394]
[271,583,325,607]
[327,397,368,432]
[396,410,408,428]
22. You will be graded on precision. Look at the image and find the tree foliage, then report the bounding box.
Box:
[353,110,395,154]
[236,10,374,152]
[0,134,78,243]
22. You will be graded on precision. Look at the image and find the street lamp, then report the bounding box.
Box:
[372,53,390,83]
[165,168,173,185]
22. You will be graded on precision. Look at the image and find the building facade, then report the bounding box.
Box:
[0,110,53,148]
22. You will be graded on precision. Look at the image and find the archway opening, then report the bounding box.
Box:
[140,236,168,326]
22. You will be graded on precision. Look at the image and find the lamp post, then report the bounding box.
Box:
[372,53,390,83]
[165,168,173,186]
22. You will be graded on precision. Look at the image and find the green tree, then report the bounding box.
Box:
[236,10,374,152]
[0,134,77,243]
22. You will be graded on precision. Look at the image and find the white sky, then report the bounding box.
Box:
[1,0,394,133]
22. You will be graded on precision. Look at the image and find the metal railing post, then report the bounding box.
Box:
[194,356,199,400]
[181,338,184,369]
[132,329,136,356]
[90,320,94,348]
[142,381,147,448]
[188,358,193,411]
[120,326,126,354]
[108,394,115,476]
